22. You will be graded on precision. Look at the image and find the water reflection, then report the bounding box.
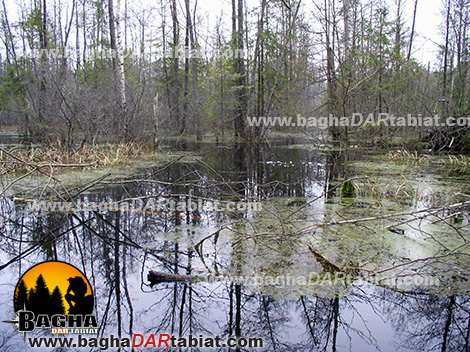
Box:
[0,139,469,351]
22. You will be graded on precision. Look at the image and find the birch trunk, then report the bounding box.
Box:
[115,0,128,141]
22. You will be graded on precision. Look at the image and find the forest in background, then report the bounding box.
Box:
[0,0,469,150]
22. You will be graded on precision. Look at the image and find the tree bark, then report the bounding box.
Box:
[325,0,340,145]
[189,0,201,141]
[170,0,182,134]
[115,0,128,141]
[183,0,190,135]
[443,0,451,99]
[108,0,118,73]
[234,0,247,139]
[407,0,418,61]
[153,93,159,149]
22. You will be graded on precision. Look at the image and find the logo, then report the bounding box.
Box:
[5,261,98,336]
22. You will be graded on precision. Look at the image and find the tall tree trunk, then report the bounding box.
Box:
[115,0,127,141]
[41,0,48,49]
[38,0,48,121]
[443,0,451,99]
[171,0,182,134]
[343,0,351,67]
[108,0,118,73]
[407,0,418,61]
[161,2,172,114]
[82,0,86,68]
[441,0,451,126]
[325,0,340,146]
[232,0,236,43]
[183,0,190,135]
[394,0,402,70]
[341,0,352,145]
[36,0,49,141]
[234,0,247,139]
[252,0,267,140]
[153,93,159,149]
[188,0,201,141]
[75,0,80,69]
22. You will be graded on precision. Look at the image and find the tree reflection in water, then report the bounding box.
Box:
[0,139,469,351]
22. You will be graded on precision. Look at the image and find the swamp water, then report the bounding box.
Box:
[0,136,469,351]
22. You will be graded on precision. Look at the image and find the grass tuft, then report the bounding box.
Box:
[388,149,429,164]
[0,142,150,176]
[438,155,470,174]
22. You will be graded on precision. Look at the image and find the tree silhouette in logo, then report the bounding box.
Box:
[50,286,66,315]
[64,276,93,316]
[14,279,28,311]
[28,274,51,316]
[14,274,66,317]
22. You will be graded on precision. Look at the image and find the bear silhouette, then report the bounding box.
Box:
[64,276,94,316]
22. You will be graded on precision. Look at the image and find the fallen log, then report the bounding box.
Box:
[307,245,342,274]
[147,270,199,287]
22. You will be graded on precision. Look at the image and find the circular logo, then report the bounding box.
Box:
[14,261,94,317]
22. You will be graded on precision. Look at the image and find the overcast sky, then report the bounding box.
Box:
[399,0,443,64]
[197,0,444,66]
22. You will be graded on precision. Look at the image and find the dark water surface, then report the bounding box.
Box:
[0,136,469,351]
[0,131,19,145]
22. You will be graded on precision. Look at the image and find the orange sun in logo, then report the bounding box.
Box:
[14,261,93,315]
